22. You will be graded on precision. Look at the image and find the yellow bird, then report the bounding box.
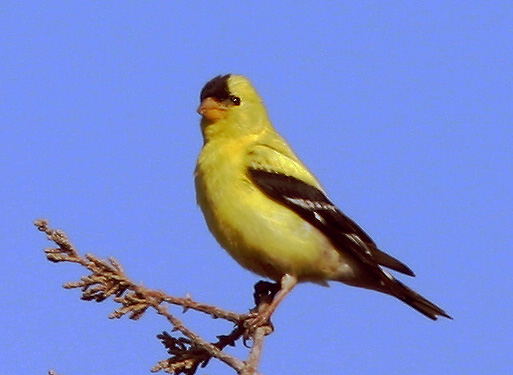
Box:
[195,74,451,321]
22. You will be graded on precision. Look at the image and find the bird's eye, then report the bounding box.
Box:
[229,96,241,106]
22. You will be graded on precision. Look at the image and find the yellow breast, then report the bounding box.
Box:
[195,136,346,282]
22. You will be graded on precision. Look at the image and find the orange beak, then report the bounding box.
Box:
[197,97,228,121]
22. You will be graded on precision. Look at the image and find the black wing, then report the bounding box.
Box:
[247,168,414,277]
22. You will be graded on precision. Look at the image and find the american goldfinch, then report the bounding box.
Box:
[195,74,451,321]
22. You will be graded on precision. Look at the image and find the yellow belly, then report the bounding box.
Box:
[195,139,352,283]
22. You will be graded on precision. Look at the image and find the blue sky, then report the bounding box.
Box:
[2,2,512,374]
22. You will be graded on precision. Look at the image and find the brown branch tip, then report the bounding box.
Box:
[35,219,278,375]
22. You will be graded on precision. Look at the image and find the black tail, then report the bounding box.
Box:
[393,280,452,320]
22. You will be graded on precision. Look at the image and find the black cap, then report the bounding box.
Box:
[200,74,231,102]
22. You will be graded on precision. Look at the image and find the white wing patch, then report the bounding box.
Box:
[313,212,325,224]
[345,233,373,257]
[285,197,337,212]
[285,197,337,225]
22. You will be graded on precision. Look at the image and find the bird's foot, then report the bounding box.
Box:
[243,311,274,341]
[243,275,297,341]
[242,281,280,340]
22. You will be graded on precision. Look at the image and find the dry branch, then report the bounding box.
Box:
[35,219,277,375]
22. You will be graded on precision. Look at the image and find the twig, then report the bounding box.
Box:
[242,326,271,375]
[143,290,245,372]
[35,219,275,375]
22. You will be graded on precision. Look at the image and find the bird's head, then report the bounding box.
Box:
[197,74,271,141]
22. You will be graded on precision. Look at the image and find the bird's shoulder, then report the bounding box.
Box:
[243,133,322,190]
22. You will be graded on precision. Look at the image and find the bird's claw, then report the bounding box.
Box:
[243,312,274,341]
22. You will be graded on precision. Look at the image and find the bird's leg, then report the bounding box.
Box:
[262,274,297,320]
[246,274,297,332]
